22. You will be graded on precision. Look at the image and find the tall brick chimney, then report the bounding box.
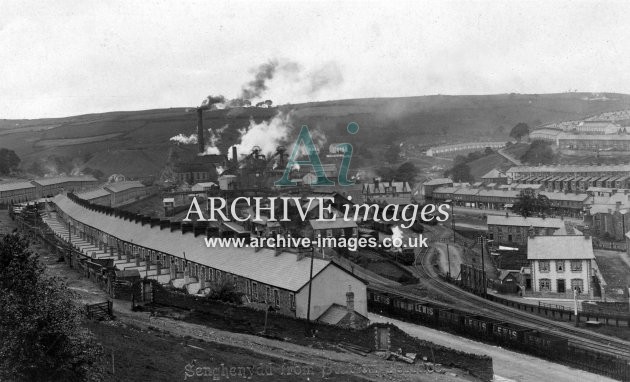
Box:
[232,146,238,166]
[197,108,204,154]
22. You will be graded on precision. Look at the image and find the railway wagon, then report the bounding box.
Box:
[415,302,440,324]
[464,315,502,339]
[523,330,568,355]
[492,322,530,344]
[391,297,417,319]
[438,308,466,328]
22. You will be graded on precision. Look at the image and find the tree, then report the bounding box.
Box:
[511,188,551,217]
[445,163,473,182]
[520,140,555,165]
[0,234,102,381]
[395,162,418,181]
[0,148,20,175]
[509,122,530,142]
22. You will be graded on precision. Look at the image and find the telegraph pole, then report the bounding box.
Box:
[446,243,451,279]
[477,235,487,298]
[305,236,317,336]
[446,199,456,242]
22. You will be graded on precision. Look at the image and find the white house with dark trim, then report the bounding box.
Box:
[527,235,596,298]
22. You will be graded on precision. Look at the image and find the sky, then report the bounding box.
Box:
[1,0,630,119]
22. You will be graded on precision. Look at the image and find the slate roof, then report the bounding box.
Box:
[51,195,335,292]
[423,178,453,186]
[33,176,97,186]
[103,180,145,193]
[0,181,35,192]
[487,215,565,229]
[76,188,111,200]
[527,236,595,260]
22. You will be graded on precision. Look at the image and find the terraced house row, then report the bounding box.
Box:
[42,193,369,329]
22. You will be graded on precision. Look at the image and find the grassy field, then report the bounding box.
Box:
[87,320,369,382]
[594,250,630,291]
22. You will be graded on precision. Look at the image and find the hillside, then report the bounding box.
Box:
[2,92,630,178]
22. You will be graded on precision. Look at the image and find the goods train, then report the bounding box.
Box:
[368,289,568,355]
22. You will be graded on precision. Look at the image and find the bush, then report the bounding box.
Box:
[204,279,244,305]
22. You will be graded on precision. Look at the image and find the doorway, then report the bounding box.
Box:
[557,279,565,293]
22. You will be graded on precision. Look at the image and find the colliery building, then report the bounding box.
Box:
[43,193,368,328]
[172,154,225,184]
[0,175,98,205]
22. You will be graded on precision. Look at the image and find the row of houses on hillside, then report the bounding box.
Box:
[44,193,368,329]
[0,176,98,205]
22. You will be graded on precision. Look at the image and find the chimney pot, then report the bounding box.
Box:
[346,285,355,312]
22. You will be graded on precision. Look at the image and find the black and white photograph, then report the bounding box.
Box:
[2,1,630,381]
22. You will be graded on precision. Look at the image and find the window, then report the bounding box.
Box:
[233,275,238,288]
[539,278,551,291]
[274,289,280,308]
[266,286,271,303]
[556,260,564,272]
[246,280,252,297]
[570,260,582,272]
[289,293,295,310]
[571,279,584,293]
[216,271,222,281]
[252,282,258,301]
[538,261,550,272]
[326,229,333,238]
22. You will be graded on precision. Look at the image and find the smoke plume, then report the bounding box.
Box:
[170,133,197,144]
[200,95,226,110]
[232,112,293,158]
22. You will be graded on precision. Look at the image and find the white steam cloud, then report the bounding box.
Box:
[170,133,197,144]
[391,226,403,248]
[232,112,292,158]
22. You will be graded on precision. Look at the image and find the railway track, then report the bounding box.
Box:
[398,231,630,359]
